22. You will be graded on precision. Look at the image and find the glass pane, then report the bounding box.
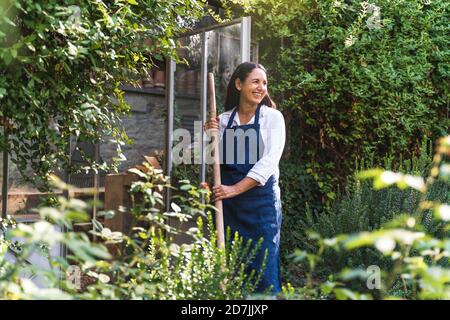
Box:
[172,35,202,186]
[206,23,242,116]
[1,130,42,216]
[251,41,259,63]
[204,23,242,186]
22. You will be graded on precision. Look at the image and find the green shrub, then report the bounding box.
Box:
[105,164,264,299]
[284,138,449,289]
[0,164,263,299]
[0,0,207,189]
[284,136,450,299]
[240,0,450,203]
[278,161,323,284]
[0,194,112,299]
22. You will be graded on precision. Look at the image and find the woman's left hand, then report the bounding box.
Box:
[212,184,239,201]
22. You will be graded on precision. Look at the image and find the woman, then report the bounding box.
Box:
[205,62,286,294]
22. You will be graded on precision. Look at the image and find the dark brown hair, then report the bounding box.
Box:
[224,62,276,111]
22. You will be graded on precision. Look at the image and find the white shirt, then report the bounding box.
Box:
[218,105,286,186]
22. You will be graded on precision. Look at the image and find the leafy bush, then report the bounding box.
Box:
[0,195,112,299]
[0,163,263,299]
[284,136,450,299]
[278,161,323,283]
[98,164,264,299]
[285,138,449,288]
[236,0,450,203]
[0,0,206,189]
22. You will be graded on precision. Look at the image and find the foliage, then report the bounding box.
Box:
[0,0,207,189]
[235,0,450,204]
[0,194,112,299]
[285,136,450,299]
[0,163,263,299]
[96,163,263,299]
[283,137,449,288]
[278,160,322,282]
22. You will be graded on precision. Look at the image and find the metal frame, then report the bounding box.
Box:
[241,17,251,62]
[164,58,176,211]
[179,18,248,38]
[60,137,72,260]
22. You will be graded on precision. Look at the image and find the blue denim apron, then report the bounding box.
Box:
[220,105,282,293]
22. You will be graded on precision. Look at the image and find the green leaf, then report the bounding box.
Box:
[180,184,193,191]
[2,51,12,65]
[0,88,6,98]
[3,16,16,27]
[128,168,147,178]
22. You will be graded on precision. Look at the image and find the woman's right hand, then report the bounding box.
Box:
[203,117,220,131]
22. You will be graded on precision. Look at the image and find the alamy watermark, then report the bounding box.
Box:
[366,265,381,290]
[366,4,381,30]
[171,121,284,165]
[66,265,81,290]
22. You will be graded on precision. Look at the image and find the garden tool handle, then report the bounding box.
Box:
[208,72,225,248]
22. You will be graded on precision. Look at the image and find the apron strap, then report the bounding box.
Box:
[227,105,262,128]
[223,108,236,164]
[223,105,263,164]
[226,108,237,128]
[255,105,261,159]
[254,104,262,126]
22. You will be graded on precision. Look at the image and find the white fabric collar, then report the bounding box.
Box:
[223,105,266,126]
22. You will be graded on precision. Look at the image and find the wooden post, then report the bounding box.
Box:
[208,73,225,248]
[103,173,138,257]
[104,173,137,234]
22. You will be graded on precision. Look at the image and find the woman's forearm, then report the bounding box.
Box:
[234,177,259,195]
[212,177,259,201]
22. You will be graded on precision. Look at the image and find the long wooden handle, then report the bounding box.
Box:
[208,72,225,248]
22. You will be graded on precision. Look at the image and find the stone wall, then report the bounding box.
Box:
[100,89,167,173]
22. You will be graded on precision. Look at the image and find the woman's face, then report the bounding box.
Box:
[235,68,268,106]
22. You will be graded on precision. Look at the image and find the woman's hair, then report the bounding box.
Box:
[223,62,276,111]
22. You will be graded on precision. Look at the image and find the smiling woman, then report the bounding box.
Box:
[205,62,286,295]
[223,62,276,112]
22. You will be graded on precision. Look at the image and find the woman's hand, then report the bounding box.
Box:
[212,184,239,201]
[212,178,259,202]
[204,117,219,131]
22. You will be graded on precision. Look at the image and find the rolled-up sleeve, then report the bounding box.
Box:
[247,110,286,186]
[218,113,228,138]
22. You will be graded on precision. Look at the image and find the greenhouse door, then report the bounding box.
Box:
[165,17,257,209]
